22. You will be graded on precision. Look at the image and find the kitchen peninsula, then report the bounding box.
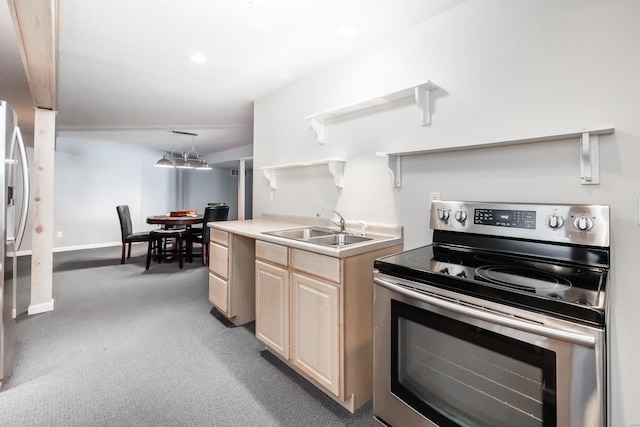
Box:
[207,213,403,412]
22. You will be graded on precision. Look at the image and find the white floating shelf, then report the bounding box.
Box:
[261,158,346,190]
[306,81,438,144]
[377,126,615,187]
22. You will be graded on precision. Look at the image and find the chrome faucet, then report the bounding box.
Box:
[317,210,346,233]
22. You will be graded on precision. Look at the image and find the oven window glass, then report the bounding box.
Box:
[391,300,556,427]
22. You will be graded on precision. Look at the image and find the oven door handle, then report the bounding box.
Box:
[374,276,596,348]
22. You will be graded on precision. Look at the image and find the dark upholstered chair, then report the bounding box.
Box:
[189,203,227,235]
[188,203,227,238]
[146,228,190,270]
[188,204,229,265]
[117,205,153,264]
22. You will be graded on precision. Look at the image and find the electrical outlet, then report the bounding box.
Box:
[56,231,63,238]
[430,192,441,201]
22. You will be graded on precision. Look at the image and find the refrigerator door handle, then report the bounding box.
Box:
[14,126,29,251]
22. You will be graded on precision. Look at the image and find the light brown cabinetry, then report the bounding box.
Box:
[291,271,340,395]
[255,240,402,413]
[208,228,255,326]
[255,260,289,359]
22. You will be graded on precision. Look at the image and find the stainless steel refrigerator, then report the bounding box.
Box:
[0,100,30,389]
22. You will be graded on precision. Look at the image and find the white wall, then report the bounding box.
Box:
[253,1,640,425]
[16,137,245,251]
[53,137,173,249]
[183,166,251,220]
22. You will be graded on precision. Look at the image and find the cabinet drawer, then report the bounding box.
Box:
[209,242,229,279]
[292,249,341,283]
[256,240,288,267]
[210,228,228,246]
[209,272,229,314]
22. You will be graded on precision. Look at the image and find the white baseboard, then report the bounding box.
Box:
[53,242,122,253]
[17,241,124,256]
[28,299,55,315]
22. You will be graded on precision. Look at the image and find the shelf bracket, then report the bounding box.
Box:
[309,117,326,144]
[327,160,344,188]
[580,132,600,185]
[414,84,434,126]
[388,155,402,187]
[263,168,277,190]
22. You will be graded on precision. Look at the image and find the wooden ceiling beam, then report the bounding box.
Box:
[7,0,58,110]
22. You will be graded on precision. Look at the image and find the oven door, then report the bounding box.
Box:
[373,274,606,427]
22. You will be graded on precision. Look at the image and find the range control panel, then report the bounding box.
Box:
[474,208,536,229]
[431,201,610,247]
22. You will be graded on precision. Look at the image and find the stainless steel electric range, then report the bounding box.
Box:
[373,201,610,427]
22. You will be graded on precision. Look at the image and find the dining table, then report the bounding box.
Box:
[145,214,204,266]
[146,214,204,229]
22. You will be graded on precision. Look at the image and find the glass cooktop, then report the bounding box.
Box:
[374,244,608,326]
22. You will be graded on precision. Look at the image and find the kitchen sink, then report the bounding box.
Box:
[264,227,373,246]
[307,233,372,246]
[265,227,337,240]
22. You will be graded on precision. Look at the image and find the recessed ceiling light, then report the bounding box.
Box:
[190,53,207,64]
[339,25,357,37]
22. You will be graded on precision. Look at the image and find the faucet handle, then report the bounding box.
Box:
[357,220,368,236]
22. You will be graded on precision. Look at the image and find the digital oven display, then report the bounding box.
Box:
[474,209,536,229]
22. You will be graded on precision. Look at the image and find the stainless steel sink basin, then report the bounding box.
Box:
[264,227,373,246]
[307,233,372,246]
[265,227,337,240]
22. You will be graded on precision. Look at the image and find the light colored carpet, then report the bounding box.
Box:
[0,245,373,426]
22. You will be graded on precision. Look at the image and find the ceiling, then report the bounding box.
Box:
[1,0,464,157]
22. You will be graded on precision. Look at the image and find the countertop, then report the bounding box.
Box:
[208,213,403,258]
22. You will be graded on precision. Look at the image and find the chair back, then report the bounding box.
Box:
[202,204,229,241]
[116,205,133,242]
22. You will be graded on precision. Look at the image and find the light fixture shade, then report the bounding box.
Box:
[195,159,212,170]
[155,155,174,168]
[175,153,194,169]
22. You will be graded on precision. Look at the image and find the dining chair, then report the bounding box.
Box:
[188,204,229,265]
[189,203,226,234]
[188,203,226,238]
[146,228,190,270]
[116,205,153,264]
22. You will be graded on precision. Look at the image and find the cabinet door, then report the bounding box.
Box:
[255,260,289,359]
[291,272,340,396]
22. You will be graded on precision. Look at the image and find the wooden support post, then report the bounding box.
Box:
[28,108,56,315]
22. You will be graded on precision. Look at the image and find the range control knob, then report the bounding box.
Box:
[546,214,564,229]
[455,210,468,222]
[573,215,594,231]
[437,209,449,221]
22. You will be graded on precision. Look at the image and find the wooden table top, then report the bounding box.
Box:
[146,214,204,226]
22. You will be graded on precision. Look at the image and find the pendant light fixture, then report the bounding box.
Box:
[155,154,174,168]
[154,131,183,168]
[175,152,194,169]
[195,158,212,170]
[154,130,211,170]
